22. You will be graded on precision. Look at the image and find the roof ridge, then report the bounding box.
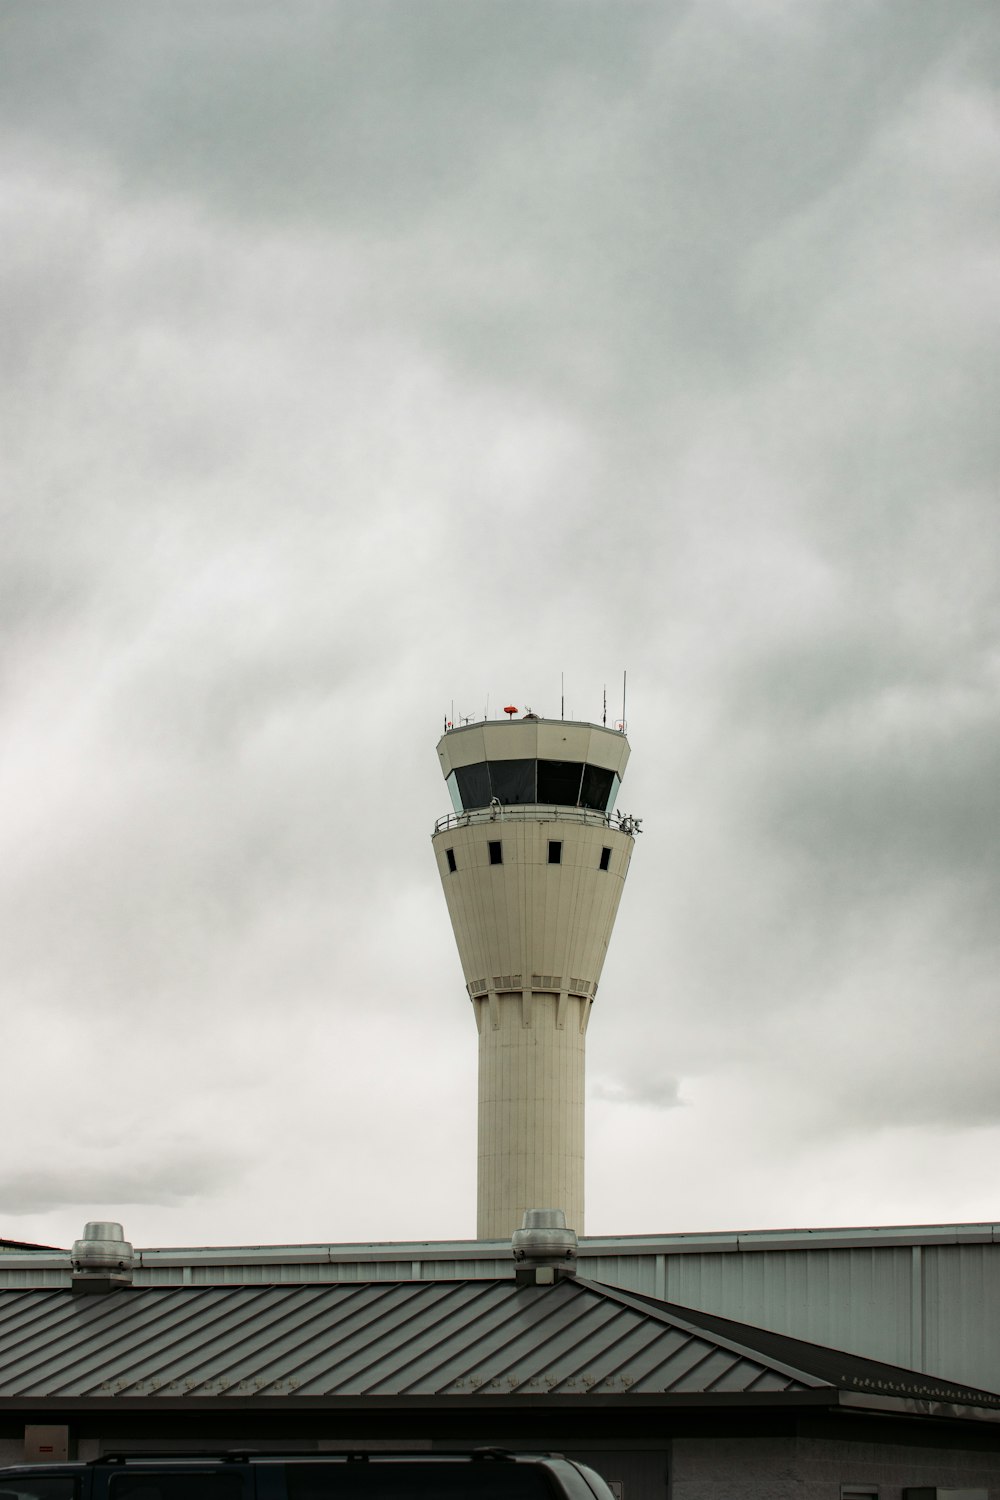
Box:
[571,1278,829,1389]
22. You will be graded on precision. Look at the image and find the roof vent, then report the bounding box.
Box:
[71,1221,133,1295]
[512,1208,577,1285]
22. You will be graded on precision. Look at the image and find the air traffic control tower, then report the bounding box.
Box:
[432,710,637,1240]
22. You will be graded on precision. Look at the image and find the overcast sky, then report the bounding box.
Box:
[1,1,998,1252]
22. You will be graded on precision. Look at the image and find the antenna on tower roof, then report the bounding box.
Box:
[561,672,564,720]
[621,670,627,734]
[602,685,607,726]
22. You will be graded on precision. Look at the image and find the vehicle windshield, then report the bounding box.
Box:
[284,1465,555,1500]
[109,1475,246,1500]
[0,1479,79,1500]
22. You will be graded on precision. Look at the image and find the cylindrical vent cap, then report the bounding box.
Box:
[512,1208,578,1271]
[71,1221,134,1274]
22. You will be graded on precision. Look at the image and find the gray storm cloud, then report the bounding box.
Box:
[0,0,996,1247]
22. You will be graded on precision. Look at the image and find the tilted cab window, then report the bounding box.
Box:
[451,759,617,812]
[536,760,583,805]
[488,759,536,805]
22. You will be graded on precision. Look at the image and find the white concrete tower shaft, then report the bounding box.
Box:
[431,715,636,1240]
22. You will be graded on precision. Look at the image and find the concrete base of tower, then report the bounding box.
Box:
[474,988,590,1241]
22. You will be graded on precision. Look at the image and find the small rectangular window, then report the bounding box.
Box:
[548,841,562,865]
[446,848,457,873]
[599,846,611,871]
[488,840,503,865]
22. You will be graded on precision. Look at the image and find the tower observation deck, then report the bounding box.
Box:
[432,712,637,1239]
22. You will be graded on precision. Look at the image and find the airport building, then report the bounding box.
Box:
[2,711,998,1496]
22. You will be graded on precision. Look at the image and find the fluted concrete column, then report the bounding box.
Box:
[475,990,590,1240]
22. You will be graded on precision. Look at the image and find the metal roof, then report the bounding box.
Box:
[4,1221,999,1272]
[0,1276,997,1415]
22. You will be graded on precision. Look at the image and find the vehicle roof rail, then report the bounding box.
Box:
[91,1453,255,1465]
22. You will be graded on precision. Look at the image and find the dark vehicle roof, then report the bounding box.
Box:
[0,1452,611,1500]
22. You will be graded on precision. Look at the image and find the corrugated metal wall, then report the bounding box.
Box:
[923,1243,1000,1392]
[598,1247,916,1367]
[587,1242,999,1394]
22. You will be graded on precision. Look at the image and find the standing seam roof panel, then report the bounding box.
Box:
[59,1287,347,1396]
[580,1322,711,1395]
[285,1283,505,1395]
[85,1287,346,1394]
[451,1294,656,1395]
[698,1348,800,1394]
[327,1283,530,1395]
[157,1285,408,1395]
[12,1286,387,1397]
[623,1333,741,1393]
[171,1282,444,1395]
[589,1281,833,1391]
[363,1284,604,1394]
[0,1293,90,1379]
[0,1290,245,1395]
[741,1366,811,1394]
[431,1287,626,1392]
